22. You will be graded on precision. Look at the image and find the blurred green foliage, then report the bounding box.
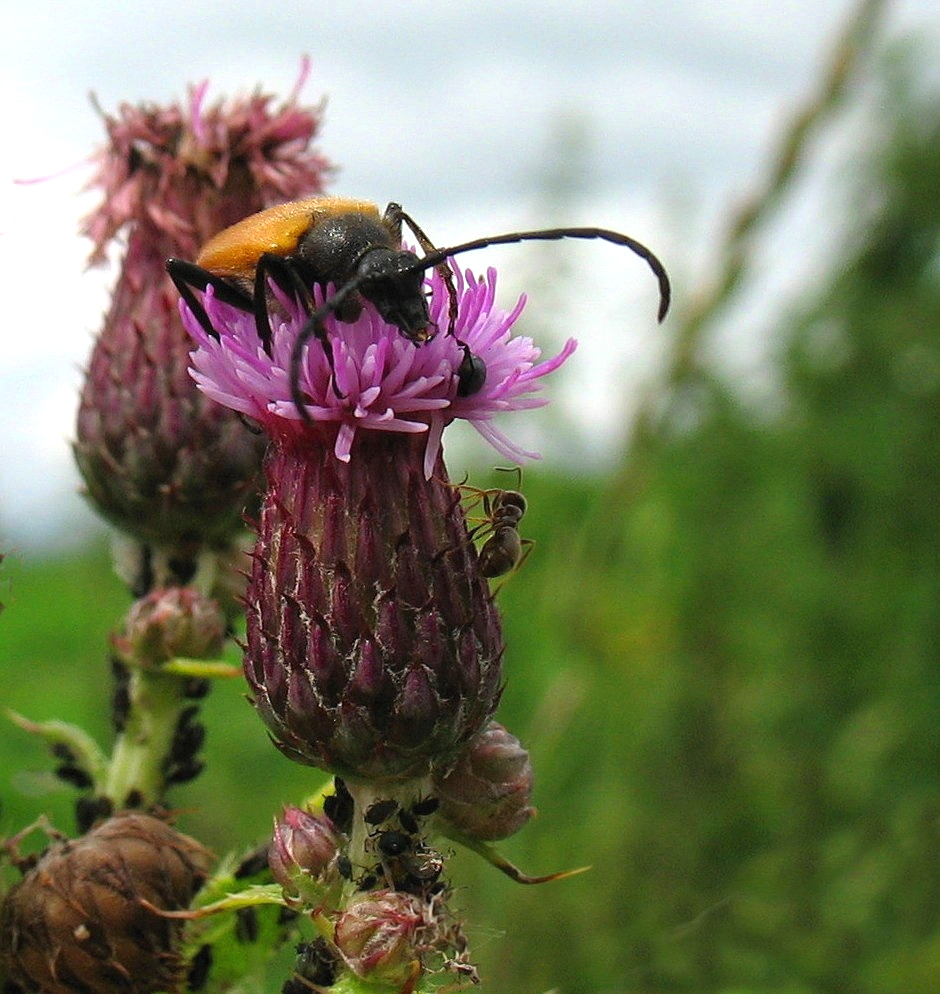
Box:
[461,48,940,994]
[3,32,940,994]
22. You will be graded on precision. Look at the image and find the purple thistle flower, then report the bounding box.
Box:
[74,65,332,589]
[81,59,331,266]
[183,262,576,475]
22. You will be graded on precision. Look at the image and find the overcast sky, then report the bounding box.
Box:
[1,0,936,554]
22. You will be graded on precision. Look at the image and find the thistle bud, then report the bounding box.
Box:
[433,721,536,841]
[333,890,425,986]
[0,813,213,994]
[268,807,340,900]
[241,433,505,781]
[118,587,226,668]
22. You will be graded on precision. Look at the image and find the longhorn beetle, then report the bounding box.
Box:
[165,196,670,413]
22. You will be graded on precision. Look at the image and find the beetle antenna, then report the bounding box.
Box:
[412,226,671,322]
[288,224,671,421]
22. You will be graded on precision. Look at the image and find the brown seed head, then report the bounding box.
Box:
[0,813,214,994]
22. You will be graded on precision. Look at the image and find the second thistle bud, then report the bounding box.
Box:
[433,721,536,841]
[333,890,425,986]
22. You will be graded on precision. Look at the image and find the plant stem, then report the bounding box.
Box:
[103,668,189,807]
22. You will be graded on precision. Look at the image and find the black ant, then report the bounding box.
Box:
[460,468,533,579]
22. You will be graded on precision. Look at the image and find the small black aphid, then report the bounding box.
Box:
[234,844,270,880]
[163,757,205,786]
[187,945,213,993]
[410,796,440,818]
[336,854,353,880]
[75,795,113,834]
[169,711,206,762]
[182,677,211,700]
[398,808,419,835]
[364,798,399,825]
[323,777,354,834]
[282,938,338,994]
[110,658,132,733]
[357,871,379,891]
[234,906,259,944]
[54,765,93,791]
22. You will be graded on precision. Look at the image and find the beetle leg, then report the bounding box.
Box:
[388,204,460,339]
[165,259,253,339]
[254,253,316,356]
[290,283,365,415]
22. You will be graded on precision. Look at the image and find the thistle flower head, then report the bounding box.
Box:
[75,66,332,564]
[82,59,331,265]
[184,262,576,475]
[175,253,574,781]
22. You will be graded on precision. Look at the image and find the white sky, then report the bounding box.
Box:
[1,0,937,554]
